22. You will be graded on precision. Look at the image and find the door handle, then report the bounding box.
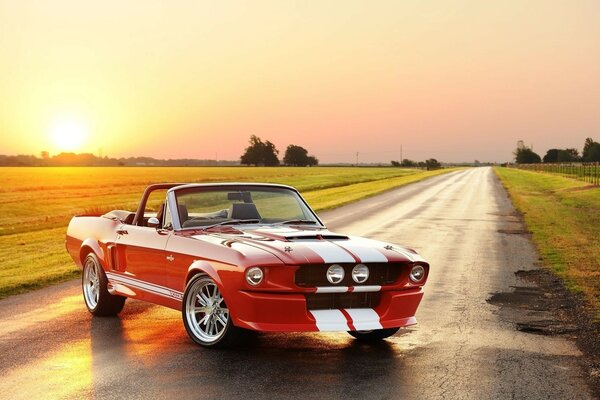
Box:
[116,229,128,235]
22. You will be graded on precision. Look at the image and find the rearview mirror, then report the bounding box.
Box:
[148,217,160,228]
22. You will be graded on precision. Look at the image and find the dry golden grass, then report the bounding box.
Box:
[495,167,600,318]
[0,166,458,298]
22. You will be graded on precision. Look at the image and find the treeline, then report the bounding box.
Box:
[515,137,600,164]
[390,158,442,170]
[240,135,318,166]
[0,153,238,167]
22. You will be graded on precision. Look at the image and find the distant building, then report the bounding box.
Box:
[516,140,525,150]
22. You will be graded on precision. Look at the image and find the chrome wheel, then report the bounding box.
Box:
[184,277,229,343]
[83,257,100,309]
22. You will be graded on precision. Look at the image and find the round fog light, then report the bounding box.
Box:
[246,267,264,286]
[409,265,426,283]
[352,264,369,283]
[326,264,345,284]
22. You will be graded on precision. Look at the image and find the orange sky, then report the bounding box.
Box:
[1,1,599,163]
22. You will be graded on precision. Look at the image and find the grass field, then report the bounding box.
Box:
[0,166,456,298]
[494,167,600,318]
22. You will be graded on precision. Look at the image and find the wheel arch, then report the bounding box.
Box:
[185,260,224,288]
[79,239,105,268]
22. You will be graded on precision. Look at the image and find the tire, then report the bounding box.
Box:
[182,274,248,348]
[348,327,400,341]
[82,253,126,316]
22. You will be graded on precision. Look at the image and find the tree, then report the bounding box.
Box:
[543,149,560,163]
[240,135,280,166]
[283,145,318,166]
[401,159,418,167]
[390,160,400,167]
[582,138,600,162]
[543,148,580,163]
[514,147,541,164]
[425,158,441,170]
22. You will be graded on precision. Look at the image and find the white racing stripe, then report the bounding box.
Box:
[308,242,356,263]
[315,286,349,293]
[309,310,350,331]
[344,308,383,330]
[334,243,388,263]
[106,272,183,301]
[314,285,381,293]
[351,285,381,293]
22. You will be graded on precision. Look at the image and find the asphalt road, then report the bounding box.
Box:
[0,167,593,399]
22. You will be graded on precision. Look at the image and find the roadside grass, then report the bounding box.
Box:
[494,167,600,318]
[0,166,459,298]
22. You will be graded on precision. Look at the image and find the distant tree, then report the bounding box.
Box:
[240,135,280,166]
[283,145,318,166]
[559,148,580,162]
[514,147,541,164]
[543,149,560,163]
[401,159,418,167]
[390,160,400,167]
[425,158,441,170]
[582,138,600,162]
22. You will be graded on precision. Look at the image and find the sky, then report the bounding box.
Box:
[1,1,599,163]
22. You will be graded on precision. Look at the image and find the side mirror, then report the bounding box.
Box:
[147,217,160,229]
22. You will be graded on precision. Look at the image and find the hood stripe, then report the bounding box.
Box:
[306,241,356,263]
[332,243,389,263]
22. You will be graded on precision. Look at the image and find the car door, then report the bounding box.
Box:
[109,203,172,304]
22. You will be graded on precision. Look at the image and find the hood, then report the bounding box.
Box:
[188,226,424,265]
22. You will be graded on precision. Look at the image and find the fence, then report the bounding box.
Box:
[515,162,600,186]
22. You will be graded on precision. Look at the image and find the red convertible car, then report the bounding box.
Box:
[66,183,429,347]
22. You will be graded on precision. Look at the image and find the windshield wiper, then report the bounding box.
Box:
[276,219,318,225]
[203,219,260,230]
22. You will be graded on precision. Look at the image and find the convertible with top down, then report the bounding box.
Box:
[66,183,429,347]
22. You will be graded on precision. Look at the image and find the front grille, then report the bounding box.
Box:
[295,263,404,287]
[305,292,381,310]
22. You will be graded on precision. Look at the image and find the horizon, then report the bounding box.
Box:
[1,1,599,163]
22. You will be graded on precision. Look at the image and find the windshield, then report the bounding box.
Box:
[174,186,321,229]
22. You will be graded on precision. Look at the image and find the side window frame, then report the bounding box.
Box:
[163,196,173,230]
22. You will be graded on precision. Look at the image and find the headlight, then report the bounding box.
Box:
[352,264,369,283]
[409,264,426,283]
[246,267,264,286]
[326,264,345,284]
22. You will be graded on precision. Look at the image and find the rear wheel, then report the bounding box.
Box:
[348,327,400,341]
[182,274,248,348]
[82,253,126,316]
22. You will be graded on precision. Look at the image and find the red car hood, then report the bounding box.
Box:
[190,226,425,265]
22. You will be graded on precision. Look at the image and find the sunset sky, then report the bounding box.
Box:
[1,1,599,163]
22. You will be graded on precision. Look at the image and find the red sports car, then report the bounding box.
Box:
[66,183,429,347]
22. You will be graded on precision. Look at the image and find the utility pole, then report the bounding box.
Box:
[400,145,403,164]
[355,152,359,166]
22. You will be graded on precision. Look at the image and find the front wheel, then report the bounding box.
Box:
[82,253,126,316]
[348,327,400,341]
[182,274,248,348]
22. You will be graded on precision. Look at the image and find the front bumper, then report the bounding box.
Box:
[230,287,424,332]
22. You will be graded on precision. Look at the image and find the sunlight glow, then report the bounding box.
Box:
[50,117,89,152]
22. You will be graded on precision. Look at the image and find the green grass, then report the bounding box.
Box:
[494,167,600,316]
[0,166,458,298]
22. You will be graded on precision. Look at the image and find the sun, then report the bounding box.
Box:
[50,117,89,152]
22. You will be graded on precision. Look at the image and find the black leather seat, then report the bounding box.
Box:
[229,203,261,220]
